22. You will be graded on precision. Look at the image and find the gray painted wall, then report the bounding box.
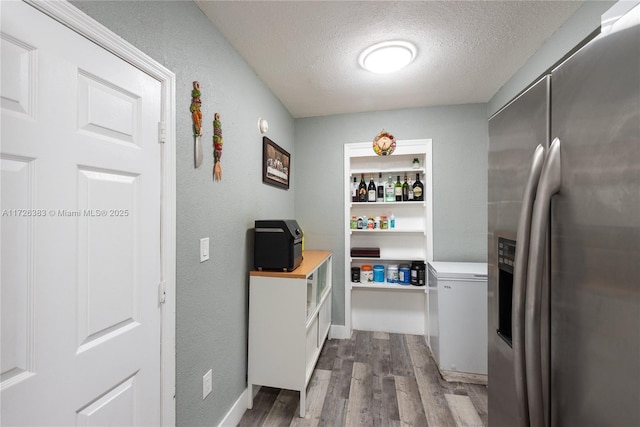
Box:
[70,1,295,425]
[488,0,615,116]
[294,104,489,325]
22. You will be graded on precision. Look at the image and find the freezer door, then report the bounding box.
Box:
[549,6,640,427]
[428,261,487,280]
[488,75,550,427]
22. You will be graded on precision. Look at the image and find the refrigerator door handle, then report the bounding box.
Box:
[525,137,562,427]
[513,143,546,426]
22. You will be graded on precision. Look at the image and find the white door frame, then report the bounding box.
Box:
[23,1,177,424]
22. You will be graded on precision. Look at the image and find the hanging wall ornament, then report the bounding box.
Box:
[372,129,396,156]
[213,113,224,181]
[191,81,203,168]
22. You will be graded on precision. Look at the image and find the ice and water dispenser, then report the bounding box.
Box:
[497,237,516,346]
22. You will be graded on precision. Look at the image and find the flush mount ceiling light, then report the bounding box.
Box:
[359,40,417,74]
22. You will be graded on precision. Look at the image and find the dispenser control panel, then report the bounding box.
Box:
[498,237,516,274]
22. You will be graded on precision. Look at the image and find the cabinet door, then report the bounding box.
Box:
[318,295,332,345]
[306,272,318,321]
[305,316,319,382]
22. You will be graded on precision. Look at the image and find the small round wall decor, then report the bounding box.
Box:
[373,130,396,156]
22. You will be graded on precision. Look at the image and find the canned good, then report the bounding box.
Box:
[373,265,385,282]
[387,264,399,283]
[351,266,360,282]
[380,215,388,229]
[411,261,426,286]
[399,264,411,284]
[366,217,374,229]
[350,216,357,229]
[360,265,373,283]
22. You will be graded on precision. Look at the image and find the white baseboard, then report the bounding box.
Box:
[329,324,351,340]
[218,387,249,427]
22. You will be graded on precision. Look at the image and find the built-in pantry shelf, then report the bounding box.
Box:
[350,201,426,207]
[351,282,427,292]
[350,167,426,175]
[344,138,433,336]
[350,229,425,234]
[350,257,425,263]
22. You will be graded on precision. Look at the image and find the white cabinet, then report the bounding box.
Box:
[247,250,332,417]
[344,139,433,336]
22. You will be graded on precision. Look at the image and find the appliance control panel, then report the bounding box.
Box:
[498,237,516,274]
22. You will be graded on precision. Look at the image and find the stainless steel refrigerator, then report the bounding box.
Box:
[488,4,640,427]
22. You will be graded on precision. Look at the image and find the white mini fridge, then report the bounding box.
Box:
[428,261,487,375]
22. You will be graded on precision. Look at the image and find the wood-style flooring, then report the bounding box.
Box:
[238,330,487,426]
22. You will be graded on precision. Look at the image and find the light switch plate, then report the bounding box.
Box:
[200,238,209,262]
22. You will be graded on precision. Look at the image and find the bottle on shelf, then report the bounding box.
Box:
[385,176,395,202]
[358,174,367,202]
[402,173,409,201]
[390,213,396,228]
[413,173,424,201]
[367,174,376,202]
[376,173,384,202]
[408,176,414,201]
[395,175,402,202]
[351,176,358,202]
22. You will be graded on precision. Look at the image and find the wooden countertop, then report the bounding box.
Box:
[250,250,332,279]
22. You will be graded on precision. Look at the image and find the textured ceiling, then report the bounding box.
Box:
[195,1,583,118]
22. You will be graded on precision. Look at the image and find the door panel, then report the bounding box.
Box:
[76,375,136,426]
[549,8,640,426]
[77,70,140,146]
[0,33,35,117]
[77,168,139,351]
[0,156,36,386]
[1,2,162,425]
[487,76,549,427]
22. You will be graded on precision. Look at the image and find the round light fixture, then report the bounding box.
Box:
[359,41,417,74]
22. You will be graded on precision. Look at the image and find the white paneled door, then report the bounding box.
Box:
[1,2,165,425]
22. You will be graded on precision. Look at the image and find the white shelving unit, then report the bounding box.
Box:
[344,139,433,336]
[247,251,332,418]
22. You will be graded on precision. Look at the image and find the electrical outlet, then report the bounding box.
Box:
[200,238,210,262]
[203,369,212,399]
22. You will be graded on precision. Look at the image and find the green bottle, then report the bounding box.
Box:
[402,173,409,201]
[394,175,402,202]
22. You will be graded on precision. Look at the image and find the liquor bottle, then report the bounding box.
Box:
[351,176,358,202]
[385,176,395,202]
[413,173,424,201]
[358,174,367,202]
[377,172,384,202]
[402,174,409,201]
[367,174,376,202]
[408,176,414,201]
[395,175,402,202]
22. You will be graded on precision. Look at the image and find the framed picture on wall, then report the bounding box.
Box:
[262,137,290,189]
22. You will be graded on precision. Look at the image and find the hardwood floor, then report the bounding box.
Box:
[238,330,487,426]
